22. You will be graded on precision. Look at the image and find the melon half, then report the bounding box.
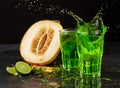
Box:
[20,20,63,65]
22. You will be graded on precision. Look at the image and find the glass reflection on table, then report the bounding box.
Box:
[61,69,101,88]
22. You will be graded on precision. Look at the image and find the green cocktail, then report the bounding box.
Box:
[76,14,107,77]
[59,29,79,69]
[76,33,104,76]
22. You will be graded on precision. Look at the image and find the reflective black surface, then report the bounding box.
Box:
[0,42,120,88]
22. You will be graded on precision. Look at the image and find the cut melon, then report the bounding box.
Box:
[20,20,63,65]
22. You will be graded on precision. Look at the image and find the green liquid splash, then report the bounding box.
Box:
[68,11,107,76]
[66,11,107,54]
[67,10,107,36]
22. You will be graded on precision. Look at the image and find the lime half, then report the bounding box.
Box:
[15,61,32,75]
[6,67,17,75]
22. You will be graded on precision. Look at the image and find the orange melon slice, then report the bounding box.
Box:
[20,20,63,65]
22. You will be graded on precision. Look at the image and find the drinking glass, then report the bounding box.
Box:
[59,29,79,70]
[76,32,105,77]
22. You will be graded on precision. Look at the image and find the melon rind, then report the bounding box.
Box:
[20,20,63,65]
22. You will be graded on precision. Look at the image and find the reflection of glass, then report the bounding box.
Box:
[61,73,101,88]
[80,76,101,88]
[61,68,80,88]
[59,29,79,70]
[62,77,80,88]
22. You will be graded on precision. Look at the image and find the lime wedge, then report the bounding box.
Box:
[15,61,32,75]
[6,67,17,75]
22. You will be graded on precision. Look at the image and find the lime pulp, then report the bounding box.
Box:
[15,61,32,75]
[6,67,17,75]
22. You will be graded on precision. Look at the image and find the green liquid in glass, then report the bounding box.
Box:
[59,30,79,69]
[59,11,107,76]
[77,34,104,76]
[74,12,107,76]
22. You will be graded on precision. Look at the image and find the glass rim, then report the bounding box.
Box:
[59,28,77,32]
[77,31,104,37]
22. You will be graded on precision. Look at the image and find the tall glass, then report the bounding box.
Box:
[76,32,105,77]
[59,29,79,70]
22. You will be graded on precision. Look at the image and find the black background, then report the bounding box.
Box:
[0,1,120,87]
[0,0,120,44]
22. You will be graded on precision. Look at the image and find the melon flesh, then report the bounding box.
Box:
[20,20,63,65]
